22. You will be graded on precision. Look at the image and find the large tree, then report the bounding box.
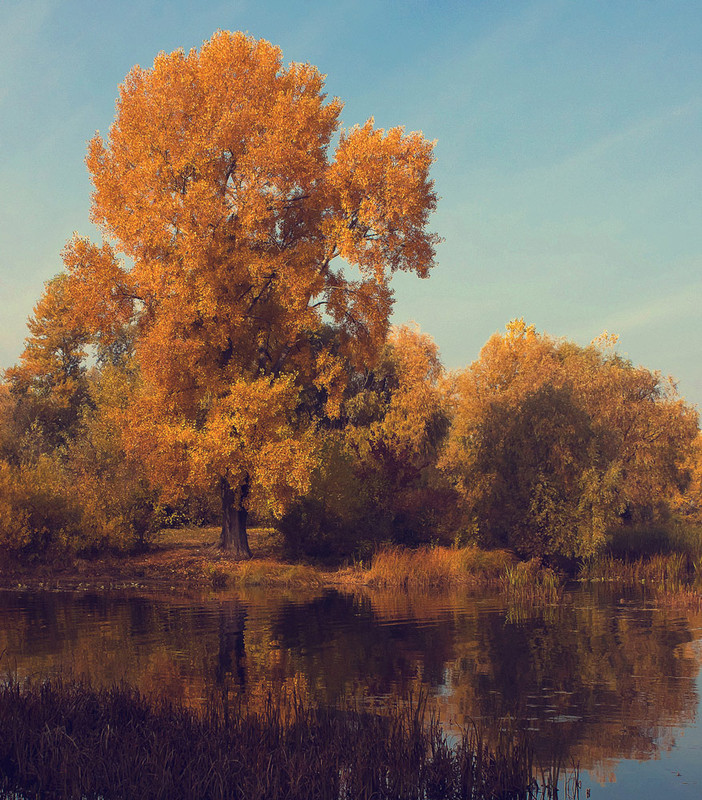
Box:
[62,32,439,557]
[441,321,698,559]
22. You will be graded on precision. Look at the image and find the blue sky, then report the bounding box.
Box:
[2,0,701,406]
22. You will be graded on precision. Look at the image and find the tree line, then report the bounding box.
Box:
[1,32,698,563]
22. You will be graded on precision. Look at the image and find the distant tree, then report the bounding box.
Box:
[0,452,81,556]
[442,320,698,559]
[4,274,90,455]
[62,362,163,553]
[63,32,439,557]
[0,285,162,555]
[343,325,453,543]
[671,434,702,538]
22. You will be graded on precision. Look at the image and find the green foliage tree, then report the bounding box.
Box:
[442,320,699,559]
[64,363,163,553]
[0,275,164,557]
[280,325,456,560]
[4,274,90,458]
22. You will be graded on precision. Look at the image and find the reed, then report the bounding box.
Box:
[579,552,694,587]
[501,559,563,603]
[364,545,515,591]
[0,677,569,800]
[578,552,702,607]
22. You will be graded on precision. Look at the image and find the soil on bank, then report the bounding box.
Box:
[0,527,336,592]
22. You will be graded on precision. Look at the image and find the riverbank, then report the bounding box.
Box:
[0,527,318,592]
[1,526,700,604]
[0,526,557,597]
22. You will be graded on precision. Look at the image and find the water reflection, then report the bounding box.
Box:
[0,585,700,785]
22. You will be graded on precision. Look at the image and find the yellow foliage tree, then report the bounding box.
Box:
[346,325,447,466]
[281,325,453,559]
[442,320,698,559]
[63,362,164,552]
[344,325,452,538]
[0,455,79,555]
[62,32,439,557]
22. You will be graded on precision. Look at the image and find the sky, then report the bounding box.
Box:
[2,0,701,406]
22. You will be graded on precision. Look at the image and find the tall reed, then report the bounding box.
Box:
[501,559,563,603]
[0,677,571,800]
[579,552,693,587]
[364,545,515,591]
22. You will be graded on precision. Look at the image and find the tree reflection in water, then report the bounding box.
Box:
[0,584,699,784]
[216,603,247,691]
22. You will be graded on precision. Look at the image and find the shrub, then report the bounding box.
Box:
[0,456,82,557]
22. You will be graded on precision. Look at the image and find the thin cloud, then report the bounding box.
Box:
[584,277,702,339]
[532,97,702,179]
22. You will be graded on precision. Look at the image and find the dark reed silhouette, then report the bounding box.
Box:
[0,677,575,800]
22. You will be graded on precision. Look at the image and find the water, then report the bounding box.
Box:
[1,583,701,797]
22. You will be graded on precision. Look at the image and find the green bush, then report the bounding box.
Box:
[606,519,702,559]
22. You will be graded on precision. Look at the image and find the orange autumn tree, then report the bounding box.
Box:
[62,32,439,557]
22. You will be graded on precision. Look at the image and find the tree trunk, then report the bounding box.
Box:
[220,475,252,558]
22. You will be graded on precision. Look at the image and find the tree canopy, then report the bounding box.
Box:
[441,321,699,559]
[62,31,439,556]
[2,32,699,567]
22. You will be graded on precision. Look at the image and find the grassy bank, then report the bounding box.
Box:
[0,528,564,596]
[0,527,328,592]
[0,677,567,800]
[9,522,701,603]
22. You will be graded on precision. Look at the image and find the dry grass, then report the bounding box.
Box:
[229,559,325,589]
[362,545,516,591]
[0,676,565,800]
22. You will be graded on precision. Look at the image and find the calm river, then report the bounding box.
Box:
[1,583,701,798]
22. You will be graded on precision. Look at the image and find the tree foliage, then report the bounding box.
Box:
[62,31,439,557]
[280,325,455,560]
[442,320,699,559]
[4,275,90,456]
